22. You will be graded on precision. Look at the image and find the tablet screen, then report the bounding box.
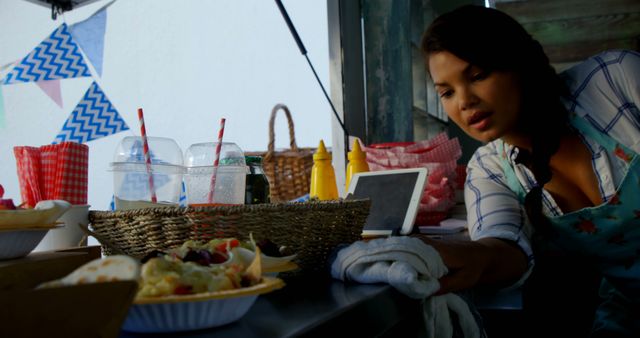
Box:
[347,168,428,236]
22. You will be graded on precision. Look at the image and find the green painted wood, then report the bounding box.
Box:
[497,0,640,24]
[362,0,414,144]
[431,0,484,16]
[545,38,640,63]
[522,12,640,46]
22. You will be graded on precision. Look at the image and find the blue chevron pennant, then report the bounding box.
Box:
[53,81,129,144]
[2,23,91,85]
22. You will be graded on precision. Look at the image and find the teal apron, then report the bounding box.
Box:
[500,115,640,336]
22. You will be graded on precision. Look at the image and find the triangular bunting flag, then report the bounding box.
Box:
[70,7,107,76]
[36,79,63,108]
[0,86,5,129]
[2,23,91,85]
[0,61,17,85]
[0,60,16,73]
[53,81,129,144]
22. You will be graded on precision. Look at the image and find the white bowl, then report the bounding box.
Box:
[0,226,58,260]
[122,277,284,333]
[34,204,90,252]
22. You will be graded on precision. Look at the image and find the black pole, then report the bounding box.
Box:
[274,0,351,164]
[274,0,307,55]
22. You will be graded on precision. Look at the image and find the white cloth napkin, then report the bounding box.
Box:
[330,236,481,338]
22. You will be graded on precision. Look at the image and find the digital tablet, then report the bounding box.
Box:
[346,168,428,236]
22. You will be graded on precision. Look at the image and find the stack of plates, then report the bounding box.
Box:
[0,200,71,260]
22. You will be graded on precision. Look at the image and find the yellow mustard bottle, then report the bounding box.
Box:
[310,139,338,200]
[345,140,369,190]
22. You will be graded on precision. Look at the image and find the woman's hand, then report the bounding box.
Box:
[420,236,528,294]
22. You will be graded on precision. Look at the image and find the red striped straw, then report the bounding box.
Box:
[137,108,157,203]
[207,118,226,204]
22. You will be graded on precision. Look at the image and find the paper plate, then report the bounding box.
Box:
[234,247,297,271]
[263,261,299,276]
[0,200,71,229]
[122,277,285,333]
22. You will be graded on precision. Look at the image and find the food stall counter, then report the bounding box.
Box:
[119,274,423,338]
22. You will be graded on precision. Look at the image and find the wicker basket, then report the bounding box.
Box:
[88,199,370,274]
[245,104,315,202]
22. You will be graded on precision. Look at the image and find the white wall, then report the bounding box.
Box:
[0,0,331,210]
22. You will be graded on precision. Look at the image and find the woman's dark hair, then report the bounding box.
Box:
[421,5,569,235]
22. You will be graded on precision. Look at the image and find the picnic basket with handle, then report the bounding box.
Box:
[246,103,315,202]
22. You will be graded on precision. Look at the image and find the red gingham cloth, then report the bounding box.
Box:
[13,146,43,208]
[363,132,462,223]
[14,142,88,206]
[40,144,58,201]
[44,142,89,205]
[455,164,467,190]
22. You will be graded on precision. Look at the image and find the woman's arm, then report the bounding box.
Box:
[424,236,528,294]
[425,143,533,293]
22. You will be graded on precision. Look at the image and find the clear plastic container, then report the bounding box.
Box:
[184,142,247,206]
[110,136,184,210]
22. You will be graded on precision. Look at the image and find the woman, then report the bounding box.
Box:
[421,5,640,337]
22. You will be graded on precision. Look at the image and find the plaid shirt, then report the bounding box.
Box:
[464,50,640,287]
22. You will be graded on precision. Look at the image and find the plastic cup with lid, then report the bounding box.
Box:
[110,136,184,210]
[184,142,247,206]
